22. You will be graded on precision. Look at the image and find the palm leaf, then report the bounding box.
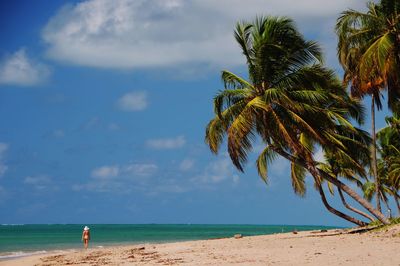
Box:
[256,145,278,183]
[221,70,254,90]
[360,32,393,80]
[290,162,306,197]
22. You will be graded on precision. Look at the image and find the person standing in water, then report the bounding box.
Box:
[81,226,90,249]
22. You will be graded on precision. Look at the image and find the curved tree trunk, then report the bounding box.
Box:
[318,184,367,226]
[317,169,389,224]
[338,188,375,222]
[371,96,381,212]
[273,147,390,225]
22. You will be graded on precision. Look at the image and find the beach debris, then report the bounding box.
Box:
[234,234,243,239]
[347,225,379,234]
[157,258,184,264]
[292,230,298,234]
[320,229,328,232]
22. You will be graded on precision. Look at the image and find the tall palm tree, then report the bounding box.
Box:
[336,0,400,212]
[388,151,400,213]
[206,16,389,225]
[377,114,400,214]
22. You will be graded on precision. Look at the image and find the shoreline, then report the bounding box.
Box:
[1,226,399,265]
[0,236,242,262]
[0,224,338,260]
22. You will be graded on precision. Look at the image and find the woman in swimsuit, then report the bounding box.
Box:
[82,226,90,249]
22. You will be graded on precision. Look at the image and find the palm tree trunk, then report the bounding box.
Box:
[317,168,390,224]
[273,147,390,225]
[318,184,367,226]
[371,96,381,212]
[338,188,374,222]
[381,192,392,219]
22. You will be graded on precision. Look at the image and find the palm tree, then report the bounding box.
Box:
[336,0,400,212]
[377,114,400,214]
[206,16,389,225]
[388,152,400,213]
[363,180,393,217]
[318,129,376,222]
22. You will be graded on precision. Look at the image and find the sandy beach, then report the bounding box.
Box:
[2,225,399,266]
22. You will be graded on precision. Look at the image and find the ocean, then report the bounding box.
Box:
[0,224,337,260]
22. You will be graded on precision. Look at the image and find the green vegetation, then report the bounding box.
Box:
[376,114,400,215]
[336,0,400,214]
[369,217,400,233]
[205,0,399,227]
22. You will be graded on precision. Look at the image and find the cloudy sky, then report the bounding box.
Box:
[0,0,389,226]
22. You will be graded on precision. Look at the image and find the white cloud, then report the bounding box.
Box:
[124,163,158,177]
[42,0,365,70]
[194,154,239,184]
[314,148,326,163]
[91,165,119,179]
[0,143,8,177]
[24,175,51,185]
[117,91,147,111]
[91,163,158,180]
[75,162,158,193]
[146,135,185,149]
[23,175,56,191]
[270,157,290,177]
[179,159,194,171]
[0,49,50,86]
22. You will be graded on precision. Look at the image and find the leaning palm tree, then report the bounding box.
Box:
[206,16,389,225]
[336,0,400,212]
[318,129,376,223]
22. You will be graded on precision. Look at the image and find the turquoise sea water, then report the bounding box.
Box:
[0,224,337,259]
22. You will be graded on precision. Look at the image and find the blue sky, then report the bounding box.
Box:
[0,0,391,226]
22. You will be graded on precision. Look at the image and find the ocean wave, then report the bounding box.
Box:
[0,250,47,260]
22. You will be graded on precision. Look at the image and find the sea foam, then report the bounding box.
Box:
[0,250,47,260]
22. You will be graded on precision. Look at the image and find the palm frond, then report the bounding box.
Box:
[359,32,393,80]
[213,89,249,117]
[362,181,375,201]
[290,162,306,197]
[221,70,254,90]
[256,145,278,183]
[234,21,254,66]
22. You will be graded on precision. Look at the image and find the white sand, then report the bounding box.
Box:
[2,225,399,266]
